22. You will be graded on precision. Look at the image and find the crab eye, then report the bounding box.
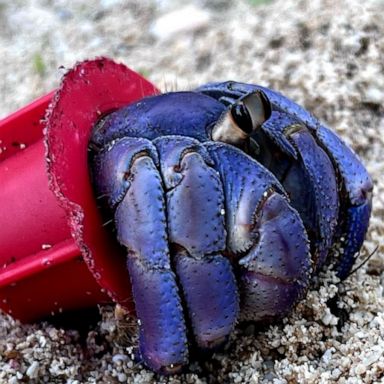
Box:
[235,91,271,132]
[231,103,253,134]
[211,91,271,147]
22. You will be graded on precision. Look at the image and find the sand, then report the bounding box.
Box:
[0,0,383,382]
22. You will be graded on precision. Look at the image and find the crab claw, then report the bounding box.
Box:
[154,136,239,350]
[92,137,188,373]
[92,135,241,372]
[205,143,311,322]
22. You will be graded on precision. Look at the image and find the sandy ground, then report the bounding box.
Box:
[0,0,384,383]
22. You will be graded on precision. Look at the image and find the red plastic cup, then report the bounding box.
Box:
[0,58,159,322]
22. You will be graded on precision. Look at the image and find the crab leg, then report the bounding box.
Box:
[315,125,373,278]
[260,86,373,277]
[92,138,188,374]
[154,136,239,349]
[285,123,340,269]
[205,143,311,322]
[256,86,373,276]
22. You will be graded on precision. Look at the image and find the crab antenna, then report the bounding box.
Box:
[211,91,271,147]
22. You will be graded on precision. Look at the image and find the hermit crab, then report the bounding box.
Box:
[0,59,372,375]
[88,71,372,373]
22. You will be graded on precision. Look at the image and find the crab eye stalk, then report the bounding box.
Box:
[211,91,271,147]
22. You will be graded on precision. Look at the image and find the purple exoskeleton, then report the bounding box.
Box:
[88,81,372,374]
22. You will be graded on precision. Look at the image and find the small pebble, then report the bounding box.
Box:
[26,361,39,379]
[118,372,127,382]
[150,5,210,40]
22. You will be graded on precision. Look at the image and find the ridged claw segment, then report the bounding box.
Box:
[203,142,284,255]
[174,251,239,349]
[128,257,187,374]
[154,136,239,349]
[154,136,225,256]
[93,138,188,373]
[238,192,310,281]
[91,138,159,209]
[205,143,311,322]
[239,192,311,321]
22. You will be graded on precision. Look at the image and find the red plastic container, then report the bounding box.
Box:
[0,58,159,322]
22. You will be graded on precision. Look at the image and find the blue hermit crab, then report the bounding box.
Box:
[87,74,372,373]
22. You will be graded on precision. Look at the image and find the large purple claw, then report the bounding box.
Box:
[91,135,241,371]
[238,192,311,321]
[154,136,239,350]
[92,138,188,373]
[205,143,311,322]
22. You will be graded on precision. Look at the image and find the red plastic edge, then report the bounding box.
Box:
[45,58,159,310]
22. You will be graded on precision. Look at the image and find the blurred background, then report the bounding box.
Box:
[1,0,382,123]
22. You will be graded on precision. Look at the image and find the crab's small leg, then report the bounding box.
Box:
[154,136,239,349]
[205,143,311,322]
[260,87,373,276]
[315,125,373,278]
[283,123,340,270]
[92,138,188,374]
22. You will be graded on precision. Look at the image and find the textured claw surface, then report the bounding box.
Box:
[155,137,226,256]
[89,79,371,374]
[129,258,188,372]
[175,251,239,349]
[91,92,225,146]
[238,192,310,322]
[205,143,311,322]
[204,142,284,254]
[92,138,159,209]
[154,136,239,349]
[93,138,189,372]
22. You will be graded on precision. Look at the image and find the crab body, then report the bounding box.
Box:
[89,82,372,374]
